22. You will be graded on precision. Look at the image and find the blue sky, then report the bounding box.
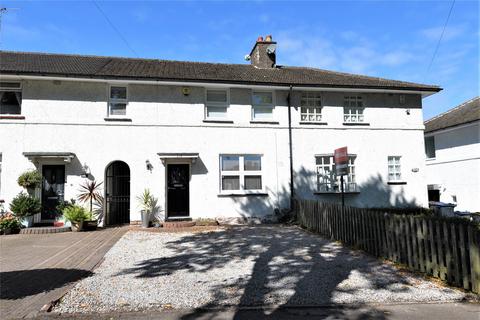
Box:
[1,0,478,119]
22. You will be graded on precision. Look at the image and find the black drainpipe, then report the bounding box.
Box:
[287,85,294,210]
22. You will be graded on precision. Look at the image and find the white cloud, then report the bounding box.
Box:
[420,25,465,41]
[276,30,415,75]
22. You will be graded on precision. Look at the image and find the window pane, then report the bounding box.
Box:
[221,156,239,171]
[206,106,227,118]
[244,155,261,171]
[244,176,262,190]
[222,176,240,190]
[0,91,21,114]
[109,103,127,115]
[0,82,21,89]
[425,136,436,158]
[207,90,227,103]
[253,107,273,120]
[253,92,273,105]
[110,86,127,99]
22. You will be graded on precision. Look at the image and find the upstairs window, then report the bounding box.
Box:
[252,91,274,121]
[0,82,22,115]
[343,96,364,123]
[205,89,229,119]
[300,92,322,122]
[220,155,263,192]
[425,136,436,159]
[316,154,357,193]
[108,86,127,116]
[388,156,402,181]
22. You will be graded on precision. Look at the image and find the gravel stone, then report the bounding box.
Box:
[54,226,466,314]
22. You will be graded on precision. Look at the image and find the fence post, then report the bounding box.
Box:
[443,222,452,283]
[435,221,446,280]
[428,219,438,278]
[457,224,469,290]
[423,219,431,275]
[416,218,426,272]
[451,223,461,286]
[468,226,480,294]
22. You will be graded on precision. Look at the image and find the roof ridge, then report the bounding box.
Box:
[425,96,480,123]
[0,50,252,68]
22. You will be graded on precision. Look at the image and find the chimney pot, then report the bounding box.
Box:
[265,35,272,42]
[257,36,264,42]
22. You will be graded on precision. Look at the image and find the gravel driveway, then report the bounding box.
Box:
[54,226,465,314]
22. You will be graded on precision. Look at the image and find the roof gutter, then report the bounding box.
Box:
[0,74,441,97]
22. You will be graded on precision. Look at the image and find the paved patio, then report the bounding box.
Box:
[0,227,127,319]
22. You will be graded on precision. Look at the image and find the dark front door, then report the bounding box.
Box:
[105,161,130,225]
[167,164,189,218]
[41,165,65,220]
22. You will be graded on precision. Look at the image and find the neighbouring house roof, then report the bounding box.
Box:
[0,51,441,92]
[424,97,480,133]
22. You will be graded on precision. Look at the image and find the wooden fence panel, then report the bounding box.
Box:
[295,199,479,293]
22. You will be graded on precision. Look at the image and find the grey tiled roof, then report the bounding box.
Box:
[0,50,441,92]
[425,97,480,133]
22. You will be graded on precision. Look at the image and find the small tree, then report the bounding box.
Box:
[77,180,103,214]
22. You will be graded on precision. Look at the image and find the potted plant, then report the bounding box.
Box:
[0,213,22,235]
[77,180,103,230]
[62,205,89,231]
[17,170,42,194]
[137,189,157,228]
[55,199,76,227]
[9,193,41,228]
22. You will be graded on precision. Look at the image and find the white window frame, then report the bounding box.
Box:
[343,96,365,123]
[388,156,402,182]
[315,154,357,193]
[300,92,322,123]
[107,84,128,117]
[251,90,275,121]
[204,88,230,120]
[0,81,22,115]
[219,154,264,194]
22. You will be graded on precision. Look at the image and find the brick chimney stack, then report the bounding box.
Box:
[249,35,276,68]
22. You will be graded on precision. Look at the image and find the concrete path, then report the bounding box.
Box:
[32,302,480,320]
[0,227,127,319]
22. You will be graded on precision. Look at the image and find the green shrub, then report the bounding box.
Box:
[10,193,41,218]
[17,170,42,189]
[0,213,22,232]
[62,205,90,223]
[56,199,76,212]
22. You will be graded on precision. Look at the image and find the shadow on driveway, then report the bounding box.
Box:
[1,268,93,300]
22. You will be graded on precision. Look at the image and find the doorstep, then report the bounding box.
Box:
[19,226,71,234]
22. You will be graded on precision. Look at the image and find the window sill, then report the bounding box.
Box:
[250,121,279,125]
[299,121,328,125]
[343,122,370,126]
[387,181,407,185]
[203,119,234,124]
[0,115,25,120]
[218,192,269,197]
[314,191,360,195]
[104,117,132,122]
